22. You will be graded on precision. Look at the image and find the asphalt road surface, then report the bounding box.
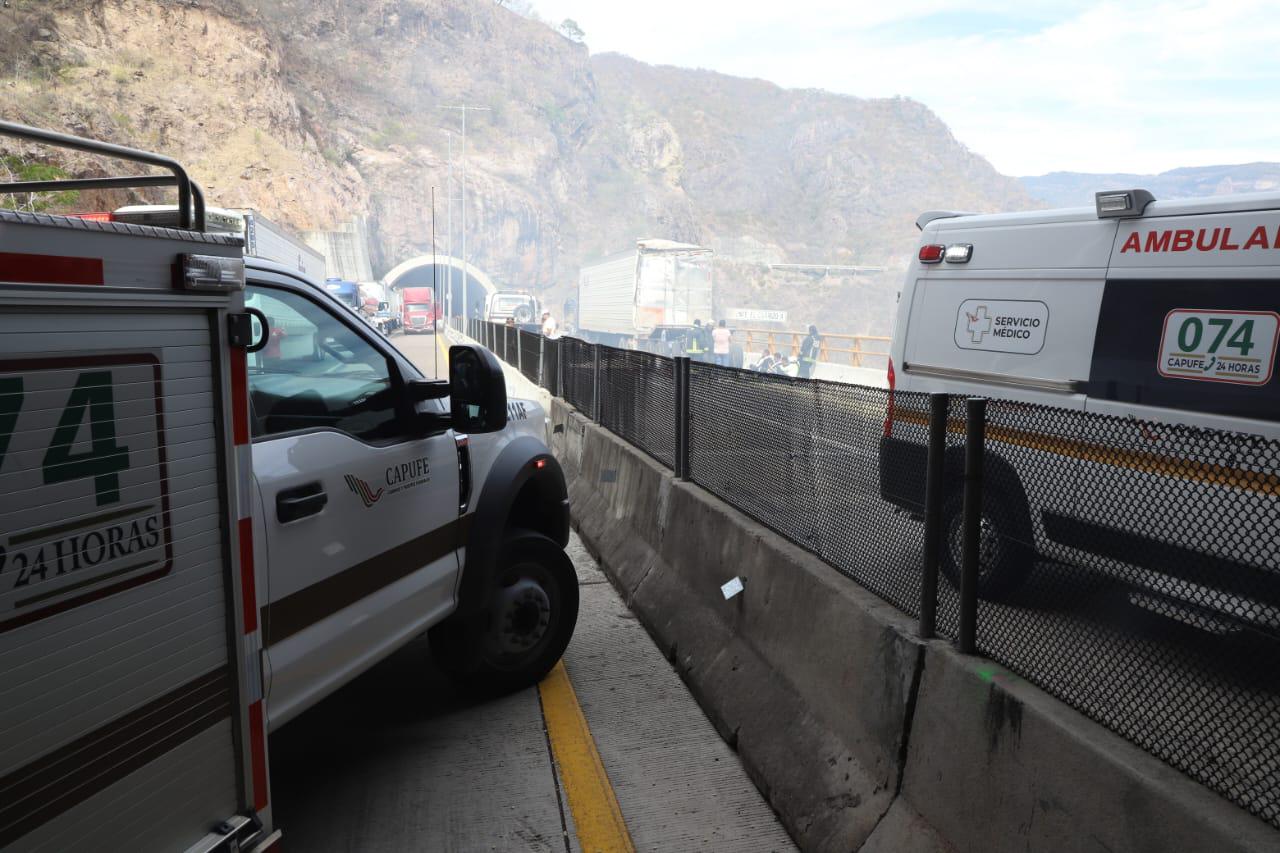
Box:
[270,532,796,852]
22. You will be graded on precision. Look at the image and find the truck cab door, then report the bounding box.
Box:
[244,276,461,729]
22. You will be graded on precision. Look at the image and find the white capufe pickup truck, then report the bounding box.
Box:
[243,258,578,728]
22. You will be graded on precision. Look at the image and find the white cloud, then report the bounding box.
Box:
[529,0,1280,175]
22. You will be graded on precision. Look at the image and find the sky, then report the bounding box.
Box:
[526,0,1280,176]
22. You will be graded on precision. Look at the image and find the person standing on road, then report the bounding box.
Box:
[686,319,707,361]
[712,319,732,367]
[541,310,558,338]
[799,324,821,379]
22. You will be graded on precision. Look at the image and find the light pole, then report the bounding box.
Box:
[445,130,453,322]
[441,104,490,324]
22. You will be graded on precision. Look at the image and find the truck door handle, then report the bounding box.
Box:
[277,483,327,523]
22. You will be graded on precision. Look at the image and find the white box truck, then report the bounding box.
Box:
[241,210,326,282]
[577,239,714,345]
[113,205,326,282]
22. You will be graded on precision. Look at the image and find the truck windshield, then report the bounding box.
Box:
[406,303,432,311]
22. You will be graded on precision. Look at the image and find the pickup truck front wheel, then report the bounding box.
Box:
[430,529,579,694]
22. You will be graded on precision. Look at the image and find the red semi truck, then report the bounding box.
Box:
[401,286,440,334]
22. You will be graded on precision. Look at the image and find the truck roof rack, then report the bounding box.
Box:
[916,210,974,230]
[0,120,206,230]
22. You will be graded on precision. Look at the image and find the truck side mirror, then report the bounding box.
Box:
[449,344,507,433]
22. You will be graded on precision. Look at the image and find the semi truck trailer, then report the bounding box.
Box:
[577,239,714,345]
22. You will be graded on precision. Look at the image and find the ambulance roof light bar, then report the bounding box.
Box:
[1095,188,1155,220]
[0,120,205,231]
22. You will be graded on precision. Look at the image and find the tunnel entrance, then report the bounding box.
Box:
[382,255,497,322]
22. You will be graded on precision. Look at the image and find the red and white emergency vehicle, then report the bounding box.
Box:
[881,189,1280,632]
[0,123,277,852]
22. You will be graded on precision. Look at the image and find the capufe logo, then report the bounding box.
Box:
[344,474,384,508]
[1120,225,1280,254]
[345,457,432,507]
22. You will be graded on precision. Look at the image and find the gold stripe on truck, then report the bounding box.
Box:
[262,514,471,646]
[890,409,1280,497]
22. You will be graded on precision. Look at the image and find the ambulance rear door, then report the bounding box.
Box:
[900,210,1118,533]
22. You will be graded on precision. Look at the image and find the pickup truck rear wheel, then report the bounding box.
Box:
[429,530,578,694]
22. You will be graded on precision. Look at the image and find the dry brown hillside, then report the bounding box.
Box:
[0,0,1035,335]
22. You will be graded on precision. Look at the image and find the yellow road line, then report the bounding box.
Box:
[436,332,450,375]
[538,660,636,853]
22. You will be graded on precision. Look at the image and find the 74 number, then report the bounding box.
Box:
[0,370,131,507]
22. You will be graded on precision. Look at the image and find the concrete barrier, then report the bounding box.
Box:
[547,397,1280,853]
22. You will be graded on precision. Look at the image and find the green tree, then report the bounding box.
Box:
[0,156,79,213]
[559,18,585,43]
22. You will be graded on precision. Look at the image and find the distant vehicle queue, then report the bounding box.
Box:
[571,237,825,376]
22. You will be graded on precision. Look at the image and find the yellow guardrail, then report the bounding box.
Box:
[736,327,891,367]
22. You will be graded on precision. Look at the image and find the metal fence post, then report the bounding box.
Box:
[591,345,601,422]
[557,338,565,398]
[538,335,544,387]
[958,397,985,654]
[919,392,949,640]
[517,331,524,374]
[674,357,691,479]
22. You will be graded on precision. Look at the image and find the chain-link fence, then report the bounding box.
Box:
[541,336,561,397]
[597,345,677,469]
[686,363,941,622]
[560,337,596,416]
[518,329,541,386]
[475,331,1280,830]
[963,399,1280,828]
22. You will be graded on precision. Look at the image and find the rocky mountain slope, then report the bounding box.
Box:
[1022,164,1280,208]
[1,0,1035,335]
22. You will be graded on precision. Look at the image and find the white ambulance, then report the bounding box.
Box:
[1,121,578,849]
[881,189,1280,631]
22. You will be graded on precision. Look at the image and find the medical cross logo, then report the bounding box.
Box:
[344,474,384,508]
[965,306,993,343]
[953,299,1049,355]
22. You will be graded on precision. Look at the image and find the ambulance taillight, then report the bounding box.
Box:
[918,244,945,264]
